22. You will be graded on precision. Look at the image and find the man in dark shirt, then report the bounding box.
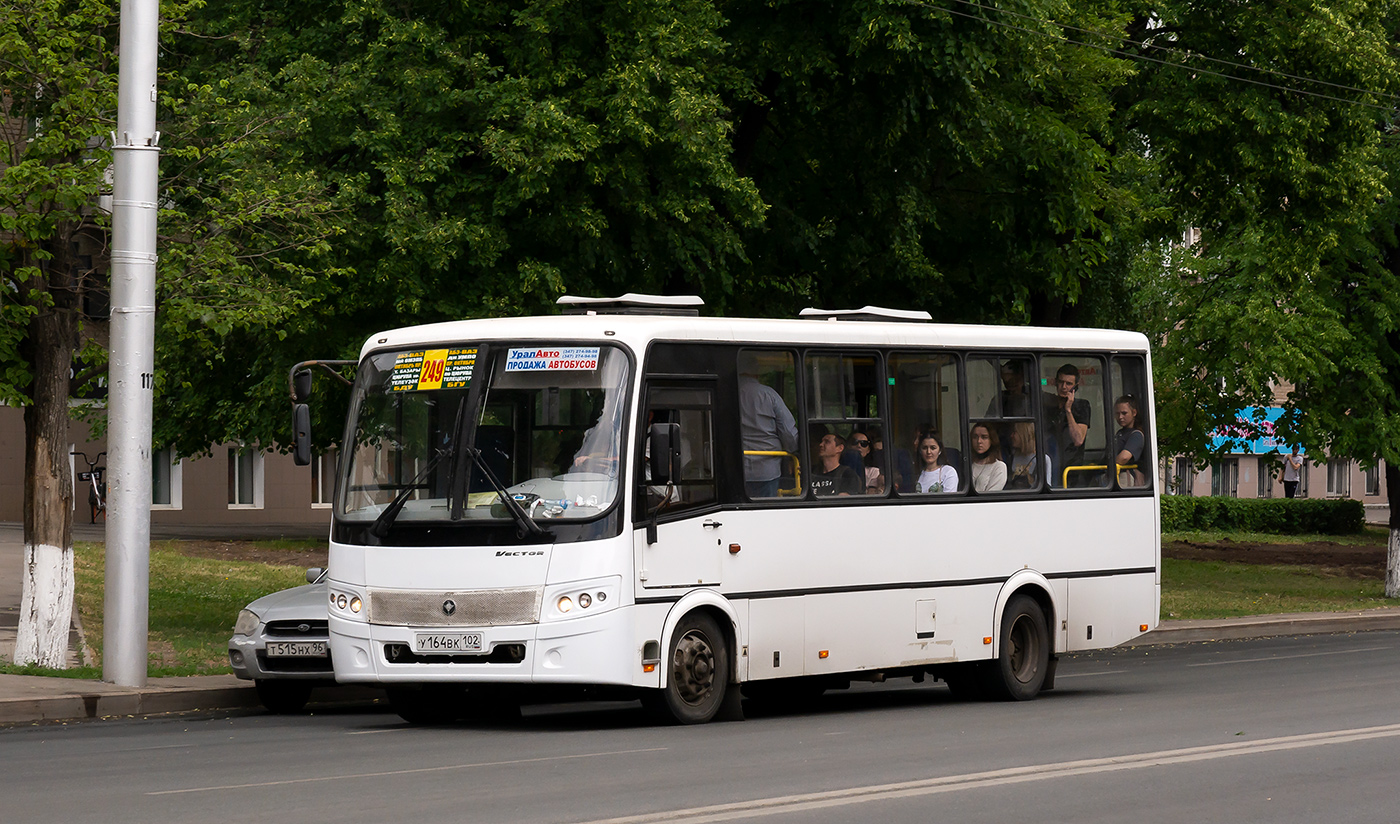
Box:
[811,432,863,496]
[1043,363,1090,486]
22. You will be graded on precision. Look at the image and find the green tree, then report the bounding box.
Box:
[1,0,340,667]
[1128,1,1400,587]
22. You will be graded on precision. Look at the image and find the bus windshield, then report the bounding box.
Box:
[338,343,630,529]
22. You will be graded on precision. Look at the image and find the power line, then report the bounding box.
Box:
[894,0,1400,112]
[942,0,1400,102]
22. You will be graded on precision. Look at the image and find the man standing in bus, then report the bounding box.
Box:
[811,432,863,496]
[1044,363,1090,486]
[739,355,800,498]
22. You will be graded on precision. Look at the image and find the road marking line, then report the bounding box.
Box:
[345,728,408,735]
[1054,670,1119,679]
[146,747,667,796]
[571,724,1400,824]
[1187,646,1391,667]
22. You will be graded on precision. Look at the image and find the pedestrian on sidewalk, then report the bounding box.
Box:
[1281,445,1303,498]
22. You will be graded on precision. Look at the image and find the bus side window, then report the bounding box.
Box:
[642,386,717,514]
[1110,356,1152,490]
[806,353,883,497]
[970,355,1036,492]
[888,352,963,494]
[1040,356,1109,489]
[738,350,802,499]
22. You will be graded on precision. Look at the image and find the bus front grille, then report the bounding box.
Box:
[367,587,543,627]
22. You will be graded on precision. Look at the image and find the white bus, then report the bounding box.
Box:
[314,294,1159,724]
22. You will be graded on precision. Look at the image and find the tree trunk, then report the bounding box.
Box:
[14,254,80,668]
[1387,464,1400,599]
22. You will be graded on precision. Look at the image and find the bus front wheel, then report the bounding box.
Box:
[650,611,730,724]
[986,594,1050,701]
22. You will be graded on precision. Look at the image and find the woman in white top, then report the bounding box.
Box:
[969,422,1007,492]
[914,431,958,494]
[1006,421,1050,490]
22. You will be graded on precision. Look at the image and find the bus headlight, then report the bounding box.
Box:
[329,586,367,621]
[544,577,622,621]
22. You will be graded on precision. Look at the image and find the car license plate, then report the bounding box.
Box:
[414,632,484,654]
[265,640,328,658]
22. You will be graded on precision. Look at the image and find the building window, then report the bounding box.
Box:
[228,447,264,508]
[311,448,337,508]
[1257,457,1274,498]
[1211,458,1239,497]
[1366,464,1381,497]
[1169,457,1194,496]
[151,447,182,510]
[1327,459,1351,497]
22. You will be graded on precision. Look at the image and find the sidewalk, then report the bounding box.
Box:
[4,522,1400,725]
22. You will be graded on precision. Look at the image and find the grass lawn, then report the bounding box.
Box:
[1162,526,1400,619]
[0,540,317,679]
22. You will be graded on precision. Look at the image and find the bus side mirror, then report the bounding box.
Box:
[293,403,312,466]
[648,422,680,484]
[293,369,313,403]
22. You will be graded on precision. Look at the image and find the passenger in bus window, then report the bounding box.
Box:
[811,433,863,496]
[1042,364,1090,486]
[913,431,958,494]
[1113,395,1146,488]
[851,427,884,494]
[739,363,799,498]
[969,422,1007,493]
[993,360,1032,417]
[1006,421,1048,490]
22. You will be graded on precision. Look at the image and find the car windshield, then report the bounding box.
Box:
[338,343,629,528]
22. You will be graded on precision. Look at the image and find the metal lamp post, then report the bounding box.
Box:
[105,0,160,687]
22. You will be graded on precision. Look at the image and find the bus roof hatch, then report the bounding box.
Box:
[557,293,704,316]
[798,306,933,322]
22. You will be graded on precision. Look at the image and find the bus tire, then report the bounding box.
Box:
[987,594,1050,701]
[653,611,730,724]
[387,684,467,724]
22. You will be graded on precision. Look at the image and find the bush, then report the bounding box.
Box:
[1159,496,1365,535]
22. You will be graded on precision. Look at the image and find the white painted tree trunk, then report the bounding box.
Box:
[14,542,75,668]
[1387,528,1400,600]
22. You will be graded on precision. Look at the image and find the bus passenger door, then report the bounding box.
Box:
[634,382,723,590]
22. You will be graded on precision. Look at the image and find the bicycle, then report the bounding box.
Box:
[73,450,107,524]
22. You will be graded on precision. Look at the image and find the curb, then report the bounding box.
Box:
[1134,608,1400,646]
[0,674,262,724]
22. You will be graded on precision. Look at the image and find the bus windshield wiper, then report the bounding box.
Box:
[369,448,450,539]
[371,398,468,539]
[461,445,550,540]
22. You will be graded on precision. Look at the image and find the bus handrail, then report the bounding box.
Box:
[743,450,802,495]
[1062,463,1138,487]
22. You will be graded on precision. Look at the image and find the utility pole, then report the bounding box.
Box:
[105,0,160,687]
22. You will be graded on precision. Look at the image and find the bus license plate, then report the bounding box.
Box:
[415,633,484,654]
[265,641,328,658]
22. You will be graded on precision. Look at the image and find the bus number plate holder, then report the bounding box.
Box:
[414,633,484,654]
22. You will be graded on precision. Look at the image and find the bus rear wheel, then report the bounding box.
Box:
[986,594,1050,701]
[650,612,730,724]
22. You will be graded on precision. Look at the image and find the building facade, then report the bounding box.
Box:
[0,405,331,529]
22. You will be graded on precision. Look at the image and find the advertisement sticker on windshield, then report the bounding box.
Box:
[504,347,600,372]
[390,348,476,391]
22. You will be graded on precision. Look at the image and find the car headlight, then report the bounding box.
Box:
[233,609,261,636]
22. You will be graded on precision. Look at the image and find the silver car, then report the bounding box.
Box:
[228,568,334,713]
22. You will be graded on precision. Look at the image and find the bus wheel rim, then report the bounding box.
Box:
[673,630,716,705]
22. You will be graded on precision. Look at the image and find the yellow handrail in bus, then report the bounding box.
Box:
[743,450,802,496]
[1061,464,1138,487]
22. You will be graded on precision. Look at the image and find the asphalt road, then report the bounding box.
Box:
[3,632,1399,824]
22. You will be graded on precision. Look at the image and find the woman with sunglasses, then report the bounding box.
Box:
[850,428,885,494]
